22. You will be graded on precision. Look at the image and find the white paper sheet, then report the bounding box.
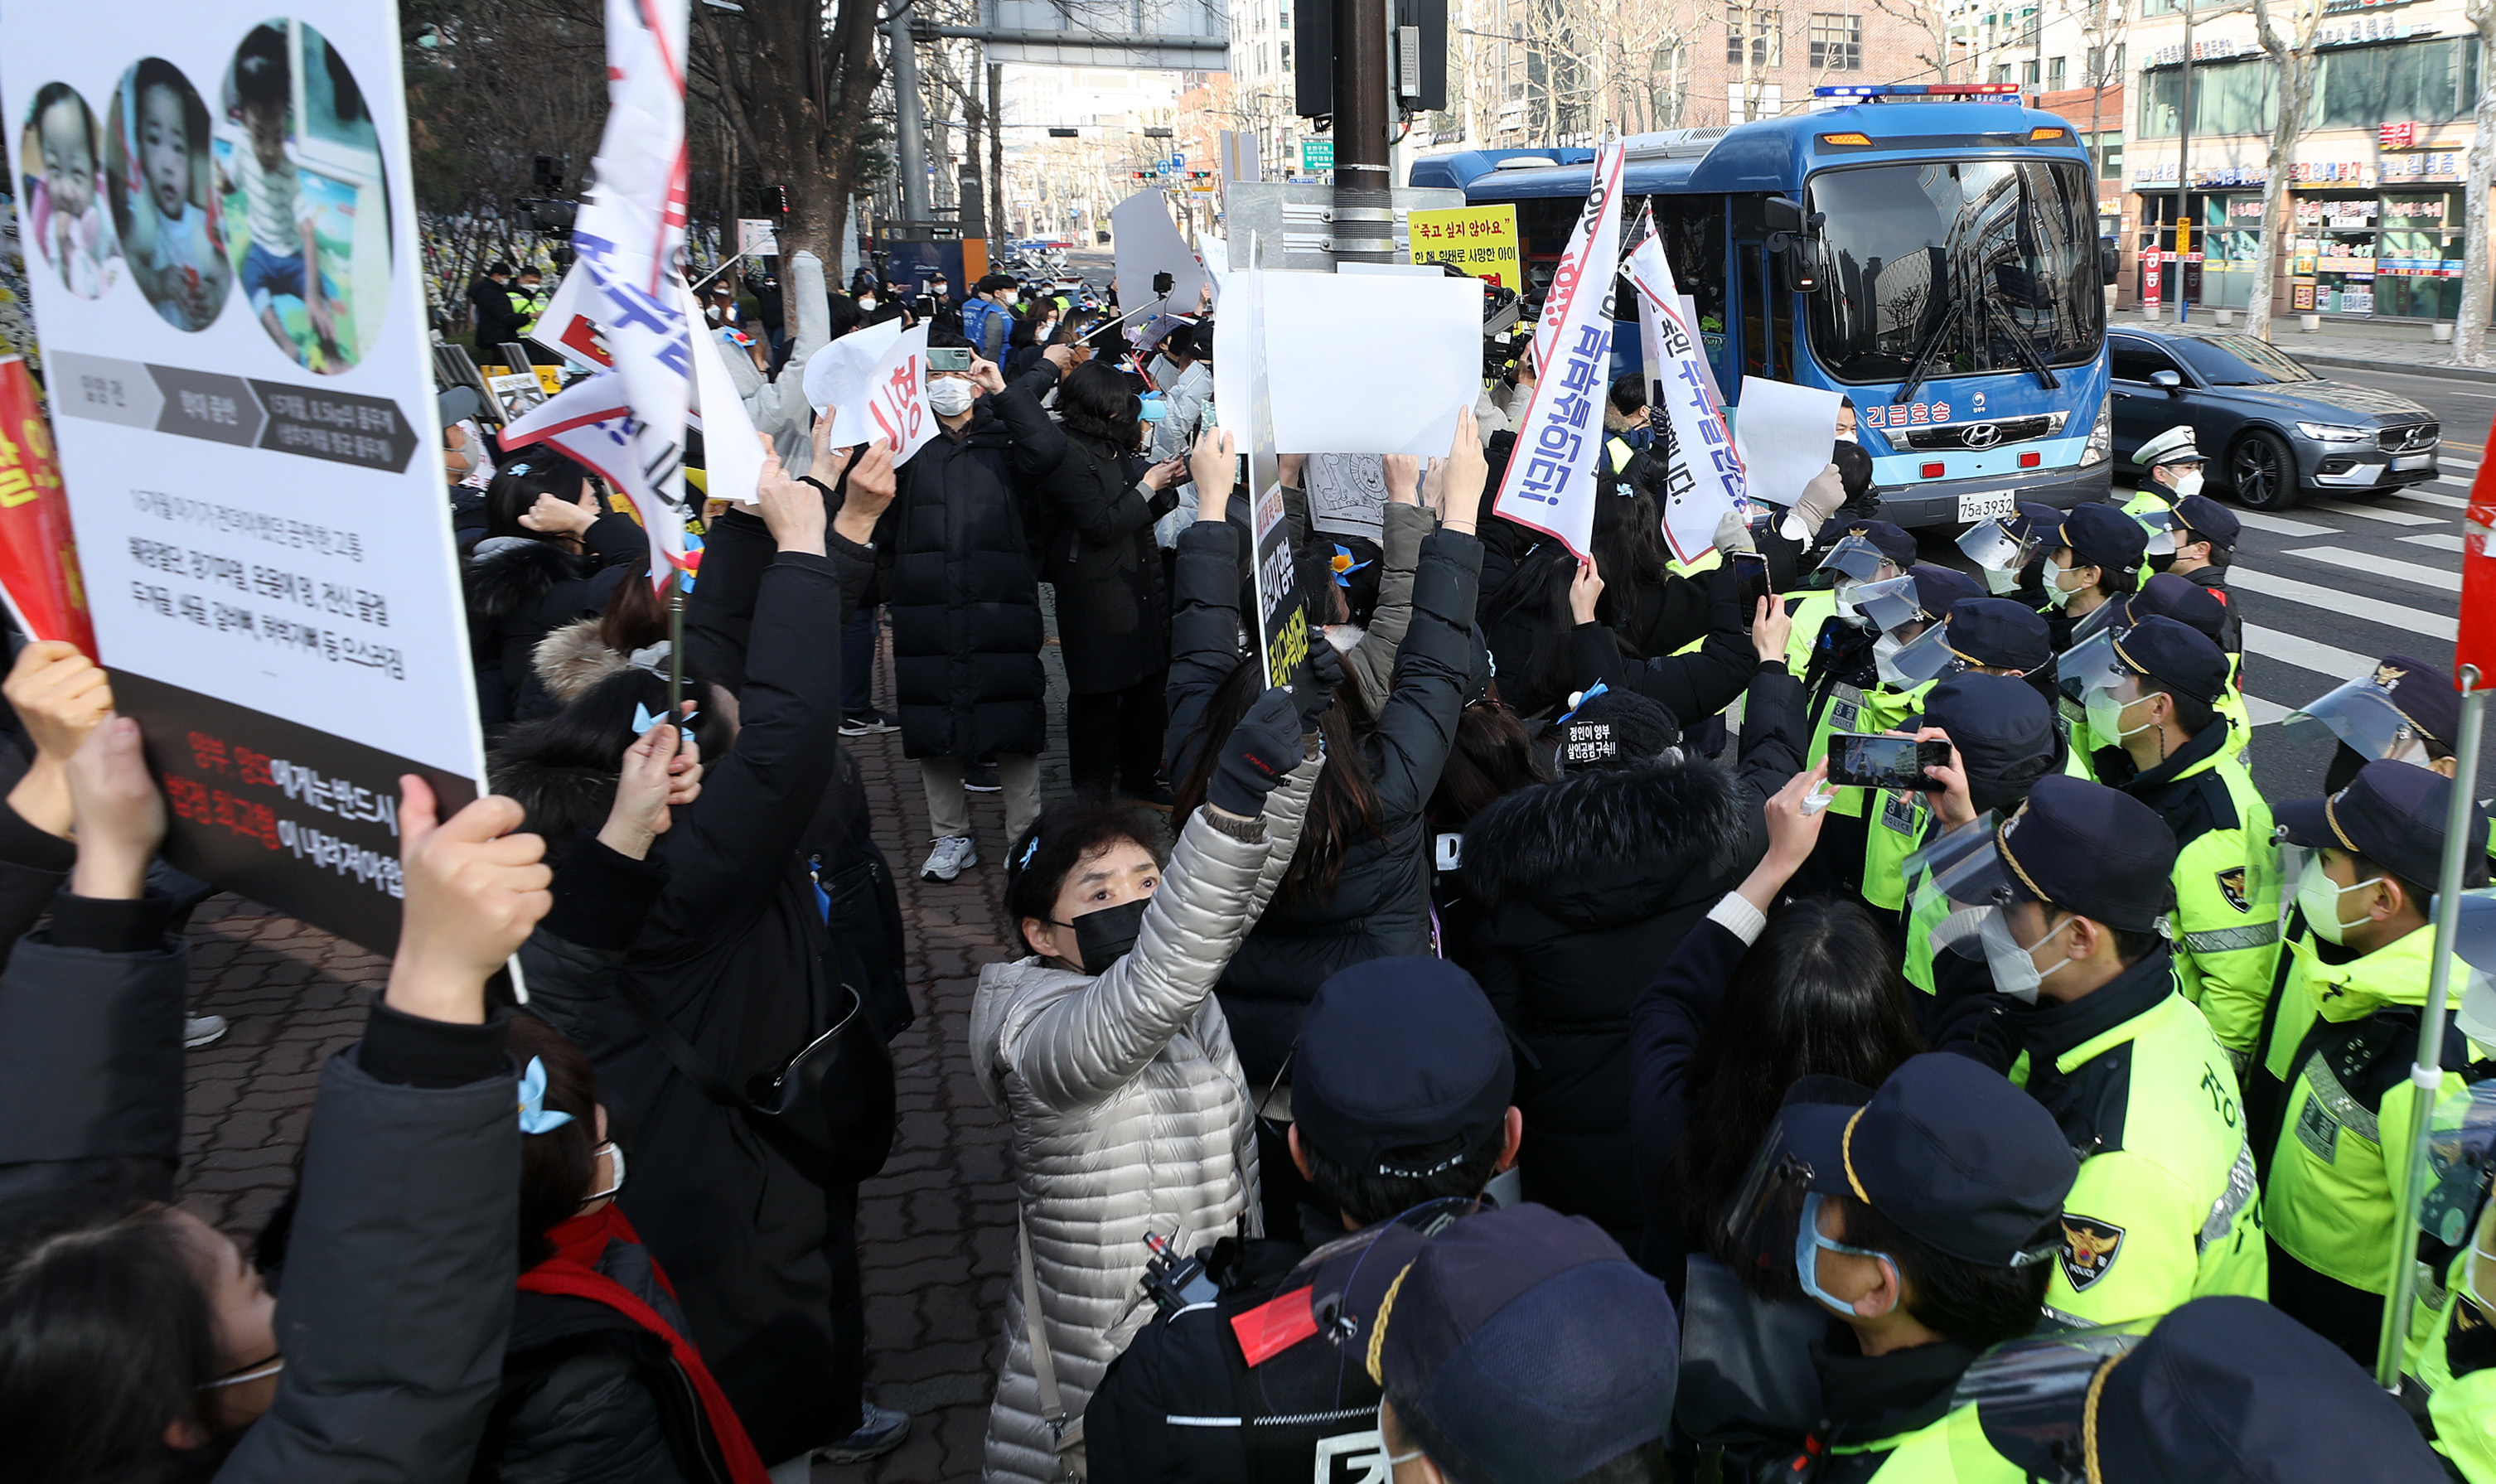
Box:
[1111,191,1212,313]
[1218,271,1479,456]
[1731,378,1846,508]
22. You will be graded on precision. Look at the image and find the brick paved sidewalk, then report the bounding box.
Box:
[178,613,1080,1482]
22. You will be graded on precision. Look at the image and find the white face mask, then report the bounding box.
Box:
[2044,559,2086,610]
[1873,632,1904,669]
[1836,430,1859,444]
[859,296,878,312]
[1980,909,2074,1003]
[2297,861,2376,945]
[1322,623,1366,654]
[2083,686,2154,747]
[927,376,978,417]
[1831,578,1873,626]
[2173,469,2204,499]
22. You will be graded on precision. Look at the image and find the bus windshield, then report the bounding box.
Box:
[1805,158,2102,384]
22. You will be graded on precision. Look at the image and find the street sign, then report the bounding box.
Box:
[1302,138,1335,171]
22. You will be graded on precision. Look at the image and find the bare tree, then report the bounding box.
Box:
[2077,0,2127,180]
[1872,0,1958,84]
[2450,0,2496,362]
[2245,0,2322,341]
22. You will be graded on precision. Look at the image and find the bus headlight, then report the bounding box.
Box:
[2082,402,2111,466]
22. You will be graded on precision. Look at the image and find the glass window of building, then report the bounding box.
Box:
[1809,12,1862,70]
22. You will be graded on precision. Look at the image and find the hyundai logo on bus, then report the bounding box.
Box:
[1960,423,2003,449]
[1861,402,1954,428]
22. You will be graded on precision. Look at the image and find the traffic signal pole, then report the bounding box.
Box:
[1332,0,1393,263]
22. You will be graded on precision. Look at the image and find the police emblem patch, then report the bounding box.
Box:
[2059,1216,2125,1291]
[2216,866,2250,913]
[2374,661,2409,692]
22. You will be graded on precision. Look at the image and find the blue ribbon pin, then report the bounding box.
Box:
[516,1056,575,1134]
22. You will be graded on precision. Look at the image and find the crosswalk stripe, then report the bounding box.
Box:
[2308,500,2444,527]
[2228,565,2459,639]
[2233,510,2338,537]
[2402,533,2465,552]
[2394,486,2469,510]
[2246,694,2295,727]
[2241,622,2376,681]
[2282,544,2459,592]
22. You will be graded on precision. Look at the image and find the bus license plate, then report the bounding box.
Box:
[1957,490,2016,523]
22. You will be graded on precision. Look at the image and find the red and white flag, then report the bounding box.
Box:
[498,374,686,585]
[1626,217,1749,565]
[821,324,941,468]
[1493,140,1626,558]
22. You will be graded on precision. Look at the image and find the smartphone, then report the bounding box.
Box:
[1826,734,1953,791]
[1734,550,1773,618]
[928,346,972,372]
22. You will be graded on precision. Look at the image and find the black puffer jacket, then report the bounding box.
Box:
[466,519,644,726]
[1165,515,1482,1087]
[1038,429,1176,694]
[1459,758,1762,1246]
[886,364,1068,758]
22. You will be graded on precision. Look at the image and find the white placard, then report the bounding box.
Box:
[820,323,935,466]
[738,217,780,256]
[1110,190,1210,312]
[1217,271,1478,457]
[1732,378,1846,508]
[2,4,481,950]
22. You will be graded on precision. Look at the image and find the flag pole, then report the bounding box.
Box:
[666,568,687,722]
[2377,665,2489,1389]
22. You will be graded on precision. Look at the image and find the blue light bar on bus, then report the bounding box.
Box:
[1814,83,2024,98]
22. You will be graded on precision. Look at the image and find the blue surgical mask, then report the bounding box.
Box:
[1794,1192,1897,1317]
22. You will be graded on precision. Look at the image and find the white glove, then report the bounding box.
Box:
[1792,464,1846,529]
[1714,507,1757,555]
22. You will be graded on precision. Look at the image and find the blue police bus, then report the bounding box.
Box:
[1410,85,2120,528]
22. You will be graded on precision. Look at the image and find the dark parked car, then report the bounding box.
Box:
[2107,329,2440,510]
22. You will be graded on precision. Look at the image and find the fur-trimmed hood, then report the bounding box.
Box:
[466,538,590,624]
[1461,756,1755,928]
[534,619,628,703]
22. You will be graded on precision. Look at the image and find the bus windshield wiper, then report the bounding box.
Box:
[1984,297,2061,391]
[1894,299,1963,408]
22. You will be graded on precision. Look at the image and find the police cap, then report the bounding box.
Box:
[1919,674,2058,786]
[2053,501,2150,578]
[2132,423,2204,470]
[2172,493,2241,553]
[1294,956,1516,1180]
[2092,1297,2448,1483]
[1812,516,1919,566]
[1776,1053,2077,1267]
[2372,652,2460,752]
[2111,614,2231,706]
[1906,563,1982,621]
[2122,572,2228,649]
[1995,774,2179,931]
[2275,759,2493,892]
[2003,501,2063,547]
[1945,597,2053,674]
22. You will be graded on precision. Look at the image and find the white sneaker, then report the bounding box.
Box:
[920,834,978,882]
[184,1014,229,1049]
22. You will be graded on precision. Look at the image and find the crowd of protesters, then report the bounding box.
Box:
[0,246,2490,1484]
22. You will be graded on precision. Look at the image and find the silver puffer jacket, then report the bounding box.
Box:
[972,749,1320,1484]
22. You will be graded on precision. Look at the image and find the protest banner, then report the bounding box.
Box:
[1625,217,1749,566]
[738,217,780,256]
[535,263,616,370]
[1493,141,1625,558]
[1408,204,1521,289]
[818,323,936,467]
[1,5,479,950]
[0,356,94,655]
[501,372,692,582]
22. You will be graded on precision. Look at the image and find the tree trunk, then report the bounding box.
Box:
[2247,7,2315,344]
[988,62,1004,247]
[2451,0,2496,363]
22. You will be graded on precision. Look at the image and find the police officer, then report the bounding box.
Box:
[2169,491,2243,645]
[1856,566,1983,923]
[2287,651,2465,794]
[1899,674,2071,998]
[2101,572,2252,758]
[2126,423,2208,517]
[2252,761,2493,1366]
[1085,956,1521,1484]
[1710,1054,2077,1482]
[1934,596,2061,716]
[2404,1034,2496,1482]
[1874,1296,2448,1481]
[2038,502,2146,648]
[1914,773,2266,1325]
[1783,520,1919,901]
[2073,616,2280,1058]
[1957,501,2060,602]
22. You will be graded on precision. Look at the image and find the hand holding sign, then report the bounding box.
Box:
[758,437,829,556]
[834,440,899,547]
[65,717,165,902]
[1192,427,1237,520]
[1570,558,1606,626]
[385,779,549,1025]
[1443,406,1487,534]
[5,640,113,839]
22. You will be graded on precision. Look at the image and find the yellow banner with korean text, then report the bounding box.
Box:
[1409,205,1521,289]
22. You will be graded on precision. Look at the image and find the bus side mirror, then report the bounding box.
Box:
[2099,241,2120,285]
[1764,196,1807,235]
[1774,237,1826,294]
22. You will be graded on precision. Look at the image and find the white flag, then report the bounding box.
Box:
[820,324,941,468]
[567,0,694,577]
[1492,140,1626,558]
[1626,221,1749,566]
[498,373,687,585]
[680,280,764,505]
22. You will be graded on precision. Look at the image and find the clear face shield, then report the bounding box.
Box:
[2278,835,2419,947]
[1821,535,1902,619]
[1939,1322,2155,1481]
[2055,626,2130,710]
[2419,1079,2496,1263]
[1719,1090,1870,1299]
[2131,504,2179,562]
[1879,618,1972,689]
[2447,891,2496,1048]
[2283,675,2440,766]
[1958,518,2040,596]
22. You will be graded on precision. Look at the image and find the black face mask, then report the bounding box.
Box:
[1065,897,1149,974]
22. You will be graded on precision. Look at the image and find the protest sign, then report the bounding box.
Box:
[1494,141,1625,558]
[1110,191,1211,312]
[1,4,480,950]
[1625,218,1749,565]
[819,323,936,466]
[1408,205,1521,289]
[1306,453,1386,540]
[0,356,94,655]
[500,373,690,582]
[802,316,907,419]
[738,217,780,256]
[1227,236,1302,689]
[1216,269,1478,457]
[679,279,763,505]
[1730,377,1844,510]
[534,263,615,370]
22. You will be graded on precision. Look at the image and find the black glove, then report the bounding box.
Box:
[1294,644,1344,734]
[1207,686,1304,818]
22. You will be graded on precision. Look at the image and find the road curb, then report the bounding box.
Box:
[2290,349,2496,387]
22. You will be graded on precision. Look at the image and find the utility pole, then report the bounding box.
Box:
[2174,0,2196,321]
[1333,0,1394,262]
[890,1,930,220]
